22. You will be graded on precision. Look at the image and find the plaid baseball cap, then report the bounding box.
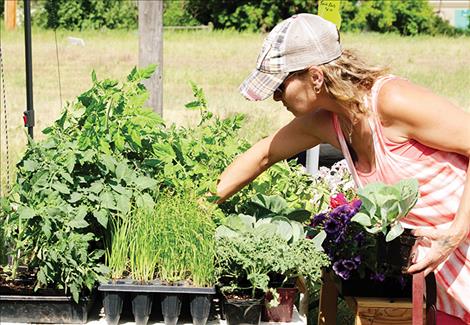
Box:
[240,13,342,101]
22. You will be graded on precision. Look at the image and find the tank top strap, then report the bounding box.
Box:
[332,113,364,188]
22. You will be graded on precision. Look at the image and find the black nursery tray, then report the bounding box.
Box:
[98,281,217,325]
[98,280,216,294]
[0,294,92,324]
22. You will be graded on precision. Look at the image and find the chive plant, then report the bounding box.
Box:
[129,208,159,283]
[153,191,216,287]
[105,215,132,280]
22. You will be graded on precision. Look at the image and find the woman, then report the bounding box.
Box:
[216,13,470,324]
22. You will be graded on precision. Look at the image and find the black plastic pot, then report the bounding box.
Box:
[340,230,416,298]
[132,293,153,325]
[161,293,182,325]
[0,294,92,324]
[103,292,125,325]
[190,294,212,325]
[223,297,263,325]
[340,273,412,298]
[377,229,416,273]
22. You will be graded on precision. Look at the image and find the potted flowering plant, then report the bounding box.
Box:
[309,179,419,298]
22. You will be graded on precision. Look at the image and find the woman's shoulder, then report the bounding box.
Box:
[375,77,432,121]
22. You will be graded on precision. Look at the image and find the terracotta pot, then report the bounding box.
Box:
[263,288,298,322]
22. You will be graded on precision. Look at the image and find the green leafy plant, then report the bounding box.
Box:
[152,190,216,287]
[216,212,305,244]
[215,231,328,300]
[128,208,160,283]
[351,179,419,242]
[105,215,131,280]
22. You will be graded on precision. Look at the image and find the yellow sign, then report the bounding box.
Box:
[318,0,342,30]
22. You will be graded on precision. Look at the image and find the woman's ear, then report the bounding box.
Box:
[307,66,324,90]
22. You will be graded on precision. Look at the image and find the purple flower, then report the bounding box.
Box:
[350,199,362,213]
[333,260,351,280]
[354,231,365,244]
[353,255,361,266]
[330,204,355,223]
[333,259,360,280]
[370,272,385,282]
[342,259,357,271]
[324,218,340,235]
[310,213,326,227]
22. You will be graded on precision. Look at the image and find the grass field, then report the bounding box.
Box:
[1,27,470,192]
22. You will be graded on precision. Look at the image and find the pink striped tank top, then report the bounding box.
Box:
[332,75,470,323]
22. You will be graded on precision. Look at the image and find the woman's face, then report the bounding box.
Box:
[273,68,321,117]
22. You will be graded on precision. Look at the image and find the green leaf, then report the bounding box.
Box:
[69,192,82,203]
[140,64,157,79]
[89,181,104,194]
[253,223,277,237]
[185,101,202,110]
[136,193,155,210]
[225,214,255,232]
[18,206,36,219]
[22,159,40,171]
[134,176,157,190]
[60,171,74,184]
[153,143,175,163]
[100,155,116,173]
[115,162,128,182]
[285,209,311,223]
[385,222,404,242]
[91,70,97,82]
[79,149,95,163]
[37,268,47,285]
[248,194,290,218]
[130,129,142,148]
[93,210,108,228]
[99,191,115,210]
[215,225,239,239]
[52,182,70,194]
[113,133,125,151]
[272,217,293,241]
[311,230,327,251]
[290,221,305,243]
[127,66,138,81]
[351,212,372,227]
[69,216,89,229]
[115,193,131,214]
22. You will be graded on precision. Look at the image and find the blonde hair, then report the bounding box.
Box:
[319,49,389,115]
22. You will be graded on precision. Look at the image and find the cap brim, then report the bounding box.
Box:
[239,69,289,101]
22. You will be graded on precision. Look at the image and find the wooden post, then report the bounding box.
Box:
[318,270,339,325]
[138,0,163,115]
[5,0,17,30]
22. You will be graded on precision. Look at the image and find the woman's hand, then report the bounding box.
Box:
[407,226,467,276]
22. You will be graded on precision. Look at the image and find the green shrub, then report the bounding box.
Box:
[186,0,462,35]
[187,0,317,32]
[163,0,199,26]
[34,0,137,30]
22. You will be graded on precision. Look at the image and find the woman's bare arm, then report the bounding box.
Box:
[216,112,323,203]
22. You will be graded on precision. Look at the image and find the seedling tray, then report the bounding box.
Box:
[98,281,216,325]
[0,294,92,324]
[98,280,216,294]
